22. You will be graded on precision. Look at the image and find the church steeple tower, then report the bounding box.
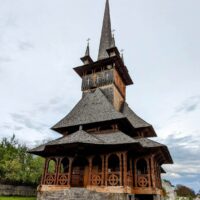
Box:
[98,0,112,60]
[30,1,173,197]
[74,0,133,111]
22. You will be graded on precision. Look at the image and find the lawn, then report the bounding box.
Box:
[0,197,36,200]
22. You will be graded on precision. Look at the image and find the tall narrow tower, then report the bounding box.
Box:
[30,1,173,200]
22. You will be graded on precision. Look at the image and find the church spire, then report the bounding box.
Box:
[98,0,112,60]
[81,39,93,64]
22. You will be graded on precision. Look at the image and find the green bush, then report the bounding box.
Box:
[0,135,44,186]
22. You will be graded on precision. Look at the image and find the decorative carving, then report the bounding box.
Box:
[138,176,148,187]
[108,174,119,186]
[45,175,55,185]
[58,174,68,185]
[92,175,101,186]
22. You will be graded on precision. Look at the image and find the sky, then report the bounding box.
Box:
[0,0,200,192]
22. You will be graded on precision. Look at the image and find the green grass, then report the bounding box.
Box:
[0,197,36,200]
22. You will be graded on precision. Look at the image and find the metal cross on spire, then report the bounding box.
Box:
[87,38,90,45]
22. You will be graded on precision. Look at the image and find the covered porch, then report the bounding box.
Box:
[41,151,163,194]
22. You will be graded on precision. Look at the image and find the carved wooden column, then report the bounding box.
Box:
[101,155,105,186]
[155,162,159,188]
[88,157,93,186]
[158,165,161,188]
[55,158,60,185]
[134,159,137,187]
[156,163,159,188]
[119,153,123,186]
[130,158,133,187]
[41,158,48,184]
[123,152,128,187]
[68,158,73,187]
[154,161,158,187]
[146,157,151,187]
[105,155,108,186]
[56,157,62,185]
[150,155,156,188]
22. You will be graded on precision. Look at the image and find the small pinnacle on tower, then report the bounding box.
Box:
[81,38,93,64]
[121,49,124,63]
[85,38,90,56]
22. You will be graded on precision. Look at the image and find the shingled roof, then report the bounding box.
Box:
[29,130,139,154]
[136,138,165,148]
[122,103,151,129]
[93,131,138,145]
[52,88,154,134]
[52,89,124,130]
[136,138,173,164]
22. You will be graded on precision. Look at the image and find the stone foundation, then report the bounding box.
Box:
[37,188,128,200]
[37,186,163,200]
[0,184,36,196]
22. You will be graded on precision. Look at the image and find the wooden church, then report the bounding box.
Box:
[30,1,173,200]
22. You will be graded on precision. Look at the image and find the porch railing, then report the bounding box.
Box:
[90,172,103,186]
[43,173,69,185]
[107,172,120,186]
[136,174,150,187]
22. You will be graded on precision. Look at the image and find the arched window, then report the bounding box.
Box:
[60,157,69,173]
[48,159,56,174]
[108,154,119,172]
[92,156,102,173]
[136,159,148,175]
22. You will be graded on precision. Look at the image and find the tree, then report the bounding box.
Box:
[176,184,196,199]
[0,135,44,186]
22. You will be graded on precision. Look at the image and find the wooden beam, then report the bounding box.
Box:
[118,153,123,186]
[134,159,137,187]
[123,152,128,187]
[68,158,73,187]
[88,157,92,186]
[101,155,105,186]
[150,155,156,188]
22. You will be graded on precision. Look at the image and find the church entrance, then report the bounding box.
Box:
[71,156,89,187]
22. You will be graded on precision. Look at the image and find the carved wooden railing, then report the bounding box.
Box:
[90,172,103,186]
[137,174,150,187]
[43,173,69,186]
[107,172,120,186]
[43,173,57,185]
[127,172,133,187]
[57,173,69,185]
